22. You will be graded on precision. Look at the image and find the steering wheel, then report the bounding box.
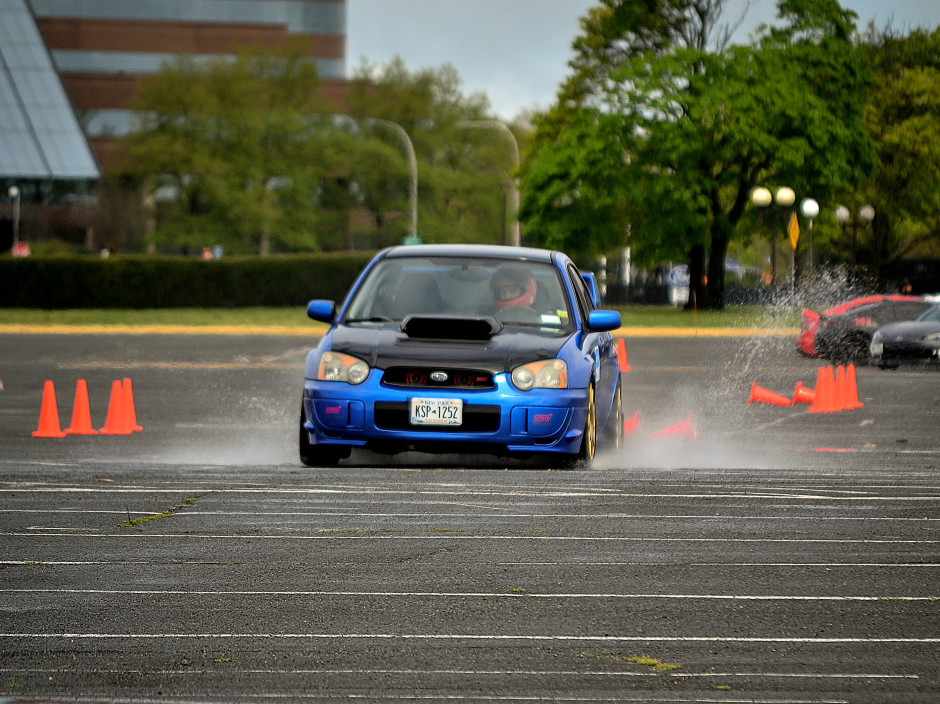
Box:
[497,305,541,324]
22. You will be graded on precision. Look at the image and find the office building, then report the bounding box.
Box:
[28,0,348,170]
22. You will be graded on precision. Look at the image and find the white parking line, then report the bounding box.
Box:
[1,633,938,644]
[0,665,919,681]
[3,485,939,502]
[3,560,938,568]
[500,562,940,568]
[4,508,938,523]
[3,532,937,544]
[2,486,940,500]
[0,688,863,704]
[2,588,937,601]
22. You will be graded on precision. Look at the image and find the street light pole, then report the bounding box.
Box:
[8,185,21,251]
[750,186,772,287]
[774,187,795,294]
[366,118,418,240]
[457,120,521,246]
[800,198,819,276]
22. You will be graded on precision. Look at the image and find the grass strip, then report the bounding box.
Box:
[0,305,799,330]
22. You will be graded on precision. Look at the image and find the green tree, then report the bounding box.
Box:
[346,58,519,246]
[521,0,876,308]
[121,40,335,254]
[847,27,940,283]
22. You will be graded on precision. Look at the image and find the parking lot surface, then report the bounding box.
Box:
[1,331,938,702]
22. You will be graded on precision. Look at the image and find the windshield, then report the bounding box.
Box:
[344,256,575,332]
[918,305,940,323]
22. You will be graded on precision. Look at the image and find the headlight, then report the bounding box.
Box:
[511,359,568,390]
[317,351,370,384]
[925,333,940,346]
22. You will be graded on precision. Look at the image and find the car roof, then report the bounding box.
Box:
[380,243,560,264]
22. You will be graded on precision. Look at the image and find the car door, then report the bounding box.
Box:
[566,263,617,421]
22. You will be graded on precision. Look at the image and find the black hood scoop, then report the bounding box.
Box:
[401,315,501,341]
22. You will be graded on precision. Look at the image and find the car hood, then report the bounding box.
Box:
[876,321,940,340]
[327,322,570,373]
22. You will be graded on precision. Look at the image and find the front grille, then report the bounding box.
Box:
[383,367,495,389]
[374,402,500,432]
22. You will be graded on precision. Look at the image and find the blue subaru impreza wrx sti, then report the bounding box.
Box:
[300,244,623,466]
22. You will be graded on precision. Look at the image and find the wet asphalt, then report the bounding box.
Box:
[1,331,938,703]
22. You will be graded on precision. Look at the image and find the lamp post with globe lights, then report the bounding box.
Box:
[750,187,772,288]
[751,186,795,293]
[835,203,875,277]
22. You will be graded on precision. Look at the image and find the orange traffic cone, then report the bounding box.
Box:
[99,379,132,435]
[32,380,67,438]
[791,380,816,406]
[748,381,791,406]
[834,365,848,410]
[65,379,98,435]
[616,338,631,372]
[844,363,863,409]
[651,414,696,439]
[122,378,143,432]
[623,411,641,435]
[808,366,840,413]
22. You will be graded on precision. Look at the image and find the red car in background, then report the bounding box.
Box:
[797,295,932,363]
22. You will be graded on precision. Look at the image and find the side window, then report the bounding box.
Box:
[887,302,931,323]
[566,264,593,322]
[873,302,930,325]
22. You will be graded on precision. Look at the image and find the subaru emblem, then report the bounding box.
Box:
[430,371,448,383]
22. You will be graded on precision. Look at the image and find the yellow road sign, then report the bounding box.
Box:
[788,212,800,250]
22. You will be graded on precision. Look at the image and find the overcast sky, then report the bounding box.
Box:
[346,0,940,120]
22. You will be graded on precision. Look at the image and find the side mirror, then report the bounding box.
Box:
[307,299,336,323]
[587,309,621,332]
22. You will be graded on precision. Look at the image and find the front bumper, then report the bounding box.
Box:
[302,371,588,456]
[871,339,940,365]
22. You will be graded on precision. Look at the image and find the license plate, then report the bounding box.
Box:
[410,397,463,426]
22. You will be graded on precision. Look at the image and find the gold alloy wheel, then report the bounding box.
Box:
[583,384,596,460]
[612,381,623,453]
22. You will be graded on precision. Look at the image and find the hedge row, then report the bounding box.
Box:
[0,252,376,308]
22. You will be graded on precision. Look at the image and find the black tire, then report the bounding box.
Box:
[298,407,348,467]
[601,376,623,454]
[830,333,870,365]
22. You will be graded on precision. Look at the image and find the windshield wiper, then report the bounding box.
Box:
[344,315,393,324]
[501,321,564,330]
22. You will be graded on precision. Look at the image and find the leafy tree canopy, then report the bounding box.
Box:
[119,46,524,253]
[521,0,877,308]
[850,27,940,278]
[122,39,336,254]
[347,58,525,245]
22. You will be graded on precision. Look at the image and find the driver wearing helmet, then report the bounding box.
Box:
[490,265,537,312]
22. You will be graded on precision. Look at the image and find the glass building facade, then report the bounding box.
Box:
[25,0,348,170]
[0,0,99,180]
